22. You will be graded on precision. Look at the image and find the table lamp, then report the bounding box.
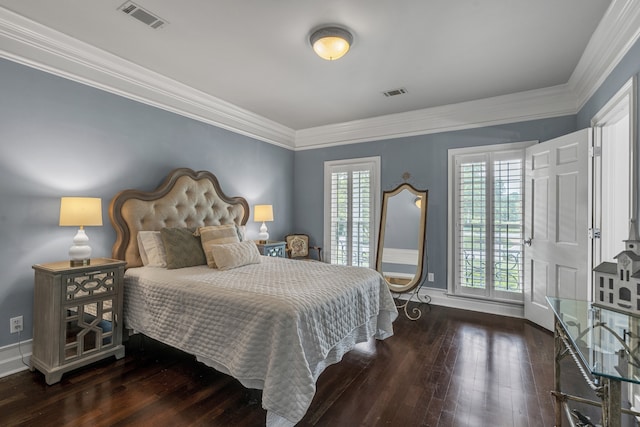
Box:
[59,197,103,266]
[254,204,274,243]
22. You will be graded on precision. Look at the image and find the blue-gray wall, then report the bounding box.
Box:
[293,117,577,291]
[0,58,294,347]
[293,35,640,298]
[3,33,640,350]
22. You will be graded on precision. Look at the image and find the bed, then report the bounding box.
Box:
[109,168,398,426]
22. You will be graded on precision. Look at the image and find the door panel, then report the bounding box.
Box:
[524,129,590,330]
[533,177,549,241]
[557,265,578,299]
[557,173,578,243]
[531,260,548,306]
[558,143,579,164]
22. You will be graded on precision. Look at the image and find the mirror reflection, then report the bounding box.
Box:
[376,183,428,293]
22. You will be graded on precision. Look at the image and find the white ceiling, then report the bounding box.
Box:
[0,0,637,149]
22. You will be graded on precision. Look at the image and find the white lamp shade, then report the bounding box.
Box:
[59,197,103,227]
[313,37,350,60]
[254,205,274,222]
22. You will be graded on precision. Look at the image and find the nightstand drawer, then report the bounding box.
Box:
[63,268,118,302]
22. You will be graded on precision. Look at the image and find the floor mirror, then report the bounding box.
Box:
[376,183,429,319]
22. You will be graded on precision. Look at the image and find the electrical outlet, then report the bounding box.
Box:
[10,316,23,334]
[427,272,434,282]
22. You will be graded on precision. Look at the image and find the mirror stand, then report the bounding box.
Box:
[392,284,431,320]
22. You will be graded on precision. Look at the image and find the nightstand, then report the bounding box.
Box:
[255,241,286,258]
[31,258,126,385]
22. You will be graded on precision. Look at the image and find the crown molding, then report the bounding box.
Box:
[0,7,296,149]
[0,2,637,151]
[569,0,640,110]
[294,85,577,150]
[296,0,640,150]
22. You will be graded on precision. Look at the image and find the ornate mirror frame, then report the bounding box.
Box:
[376,183,428,293]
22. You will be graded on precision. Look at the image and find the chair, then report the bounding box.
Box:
[285,234,322,262]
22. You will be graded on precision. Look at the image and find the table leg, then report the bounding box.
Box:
[554,318,563,427]
[602,378,621,427]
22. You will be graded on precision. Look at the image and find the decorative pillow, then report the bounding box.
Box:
[137,231,167,267]
[209,240,261,271]
[160,227,206,269]
[198,224,240,268]
[235,224,247,242]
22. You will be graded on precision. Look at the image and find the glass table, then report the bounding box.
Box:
[547,297,640,426]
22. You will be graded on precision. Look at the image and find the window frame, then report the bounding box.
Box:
[323,156,380,266]
[447,141,535,303]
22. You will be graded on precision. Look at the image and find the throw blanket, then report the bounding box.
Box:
[123,257,397,425]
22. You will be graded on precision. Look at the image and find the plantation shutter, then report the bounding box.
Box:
[330,170,350,265]
[453,149,524,301]
[492,154,524,298]
[325,158,379,266]
[457,154,488,292]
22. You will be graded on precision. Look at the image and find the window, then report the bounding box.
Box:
[324,157,380,266]
[448,142,533,303]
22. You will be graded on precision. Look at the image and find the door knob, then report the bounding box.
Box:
[523,238,532,246]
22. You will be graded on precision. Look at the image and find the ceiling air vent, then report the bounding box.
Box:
[383,88,407,97]
[119,1,167,29]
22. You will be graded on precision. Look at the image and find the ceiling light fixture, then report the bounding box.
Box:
[310,26,353,61]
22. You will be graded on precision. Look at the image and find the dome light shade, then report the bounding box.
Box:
[310,26,353,61]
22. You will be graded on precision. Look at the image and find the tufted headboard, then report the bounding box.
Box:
[109,168,249,268]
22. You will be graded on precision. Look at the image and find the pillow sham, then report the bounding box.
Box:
[199,224,240,268]
[160,227,206,269]
[137,231,167,267]
[236,224,247,242]
[209,240,261,271]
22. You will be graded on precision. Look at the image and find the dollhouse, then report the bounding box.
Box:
[593,224,640,315]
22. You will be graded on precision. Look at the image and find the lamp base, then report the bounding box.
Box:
[258,222,269,242]
[70,259,91,267]
[68,228,92,268]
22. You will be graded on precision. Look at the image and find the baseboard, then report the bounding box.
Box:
[0,339,32,379]
[398,287,525,319]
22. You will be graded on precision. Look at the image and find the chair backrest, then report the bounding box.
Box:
[286,234,310,258]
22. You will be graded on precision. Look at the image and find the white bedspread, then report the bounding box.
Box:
[123,256,397,425]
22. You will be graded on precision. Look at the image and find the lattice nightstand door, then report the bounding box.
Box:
[255,241,286,258]
[31,258,126,384]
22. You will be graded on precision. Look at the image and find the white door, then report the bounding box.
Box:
[592,78,634,267]
[524,129,590,330]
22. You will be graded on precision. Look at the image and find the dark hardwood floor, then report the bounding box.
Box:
[1,304,584,426]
